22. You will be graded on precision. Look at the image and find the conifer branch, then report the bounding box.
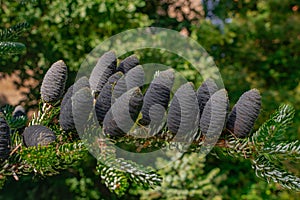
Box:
[0,41,26,55]
[253,155,300,191]
[1,54,300,196]
[0,22,29,55]
[0,22,29,41]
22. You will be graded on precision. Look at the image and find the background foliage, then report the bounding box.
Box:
[1,0,299,199]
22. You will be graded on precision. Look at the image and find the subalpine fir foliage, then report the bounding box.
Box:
[0,52,299,196]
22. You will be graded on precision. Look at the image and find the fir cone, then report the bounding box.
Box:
[71,87,94,134]
[112,65,145,101]
[59,77,90,131]
[167,82,199,141]
[41,60,68,102]
[61,76,90,108]
[196,78,219,119]
[124,65,144,90]
[117,55,139,74]
[60,85,74,110]
[12,105,26,118]
[0,117,10,160]
[200,89,229,137]
[95,72,123,123]
[59,93,74,131]
[103,87,143,137]
[12,105,27,134]
[139,69,174,126]
[89,51,117,94]
[226,89,261,138]
[23,125,56,147]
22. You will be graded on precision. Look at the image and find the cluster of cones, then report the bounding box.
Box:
[0,51,262,157]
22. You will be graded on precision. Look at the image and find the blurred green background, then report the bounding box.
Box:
[0,0,299,199]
